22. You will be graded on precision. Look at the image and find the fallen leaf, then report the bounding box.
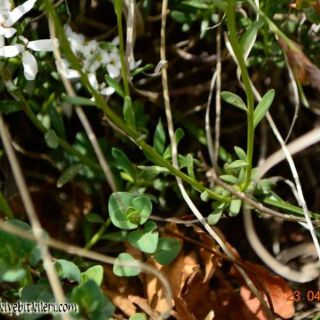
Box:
[128,295,160,319]
[175,297,197,320]
[232,262,295,319]
[104,289,136,316]
[193,226,221,283]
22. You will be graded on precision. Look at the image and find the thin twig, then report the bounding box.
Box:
[283,52,300,143]
[47,16,117,192]
[159,1,273,318]
[214,26,222,169]
[0,116,70,320]
[0,217,173,320]
[205,70,217,167]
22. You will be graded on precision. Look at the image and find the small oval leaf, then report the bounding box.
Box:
[45,129,59,149]
[113,253,141,277]
[57,164,84,188]
[221,91,247,111]
[254,89,275,128]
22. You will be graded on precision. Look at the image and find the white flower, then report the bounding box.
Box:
[0,0,37,39]
[0,37,57,80]
[0,0,12,12]
[61,25,140,96]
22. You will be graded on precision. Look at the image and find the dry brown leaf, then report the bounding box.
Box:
[232,262,295,319]
[278,38,320,91]
[174,297,197,320]
[180,272,215,319]
[143,258,175,314]
[128,295,159,319]
[104,289,136,317]
[193,226,221,283]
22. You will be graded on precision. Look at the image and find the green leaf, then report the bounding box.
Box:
[85,213,104,224]
[181,0,208,9]
[123,96,136,129]
[44,129,59,149]
[234,146,247,161]
[113,253,141,277]
[0,100,21,114]
[82,265,104,286]
[112,148,136,180]
[72,280,115,319]
[101,230,128,242]
[62,94,96,106]
[109,192,136,230]
[219,174,238,184]
[108,192,152,230]
[207,210,223,225]
[130,196,153,224]
[254,89,275,128]
[0,268,26,282]
[21,284,53,303]
[153,120,166,155]
[129,313,147,320]
[221,91,247,111]
[186,154,196,179]
[153,238,181,265]
[137,165,169,175]
[229,199,242,217]
[57,164,84,188]
[227,159,248,169]
[55,259,81,283]
[105,74,124,97]
[200,191,209,202]
[171,10,189,23]
[128,221,159,253]
[114,0,122,16]
[163,128,185,159]
[48,104,66,139]
[240,20,264,59]
[131,64,154,77]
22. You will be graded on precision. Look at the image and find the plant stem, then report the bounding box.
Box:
[0,64,101,172]
[226,0,255,191]
[114,0,130,97]
[85,218,111,250]
[44,0,226,203]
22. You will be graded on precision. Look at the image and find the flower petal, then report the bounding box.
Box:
[100,86,115,96]
[88,73,99,90]
[107,64,120,78]
[22,50,38,80]
[0,0,12,11]
[0,26,16,38]
[0,44,24,57]
[5,0,37,26]
[27,39,57,52]
[0,36,4,47]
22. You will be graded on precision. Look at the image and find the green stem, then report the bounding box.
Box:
[0,190,14,219]
[114,0,130,97]
[226,0,255,191]
[44,0,226,203]
[85,218,111,250]
[0,64,101,172]
[262,196,320,219]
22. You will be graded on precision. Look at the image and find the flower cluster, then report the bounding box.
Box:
[0,0,56,80]
[61,25,123,96]
[0,0,133,95]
